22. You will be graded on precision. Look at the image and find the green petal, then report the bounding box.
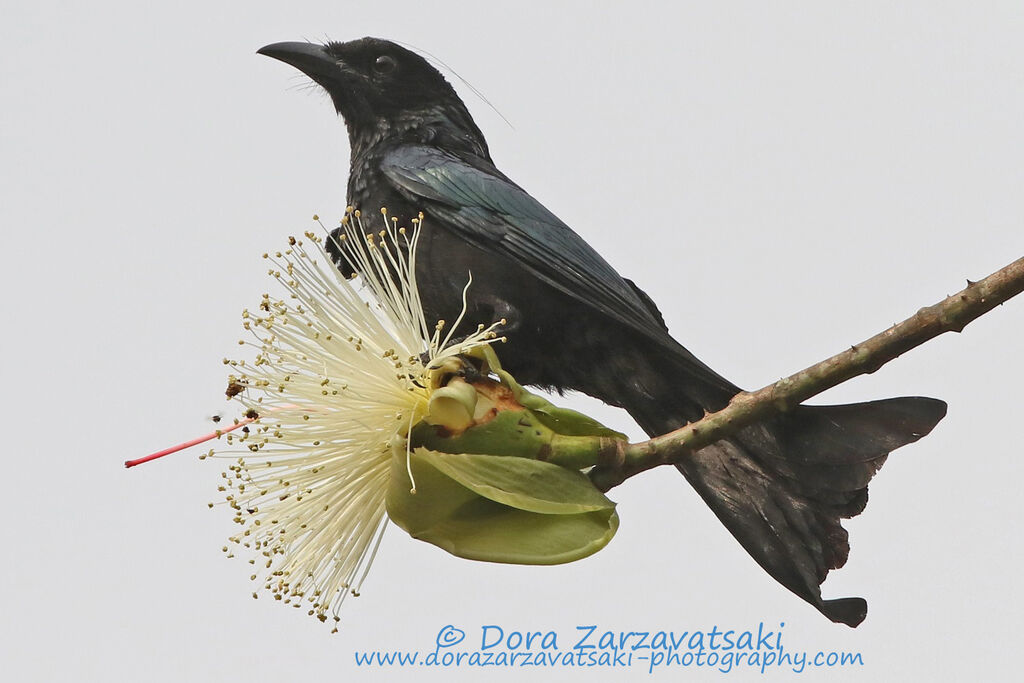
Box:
[386,448,482,536]
[416,449,615,514]
[386,447,618,565]
[413,498,619,565]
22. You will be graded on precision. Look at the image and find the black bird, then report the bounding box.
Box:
[258,38,946,627]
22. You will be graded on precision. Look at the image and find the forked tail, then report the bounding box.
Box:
[625,353,947,627]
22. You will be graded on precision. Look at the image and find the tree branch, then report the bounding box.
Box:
[591,255,1024,491]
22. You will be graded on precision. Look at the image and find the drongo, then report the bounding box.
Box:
[258,37,946,626]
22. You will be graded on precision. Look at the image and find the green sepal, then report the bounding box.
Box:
[493,368,627,440]
[466,344,626,440]
[386,446,618,565]
[411,408,615,470]
[412,409,553,459]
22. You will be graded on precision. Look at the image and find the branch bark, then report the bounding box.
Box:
[590,255,1024,491]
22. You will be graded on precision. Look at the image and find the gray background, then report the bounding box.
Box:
[2,1,1022,680]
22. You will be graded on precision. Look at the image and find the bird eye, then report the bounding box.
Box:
[373,55,398,75]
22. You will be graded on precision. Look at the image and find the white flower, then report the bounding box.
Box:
[213,209,502,629]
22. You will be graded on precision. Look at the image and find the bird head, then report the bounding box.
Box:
[258,37,485,154]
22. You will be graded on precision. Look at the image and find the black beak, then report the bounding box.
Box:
[257,42,338,81]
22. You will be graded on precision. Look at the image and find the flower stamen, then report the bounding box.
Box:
[131,209,502,626]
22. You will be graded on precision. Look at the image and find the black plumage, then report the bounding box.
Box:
[258,38,946,627]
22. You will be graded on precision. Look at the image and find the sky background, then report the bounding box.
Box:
[2,1,1023,681]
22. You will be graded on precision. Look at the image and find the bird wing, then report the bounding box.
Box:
[381,145,666,340]
[380,144,736,395]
